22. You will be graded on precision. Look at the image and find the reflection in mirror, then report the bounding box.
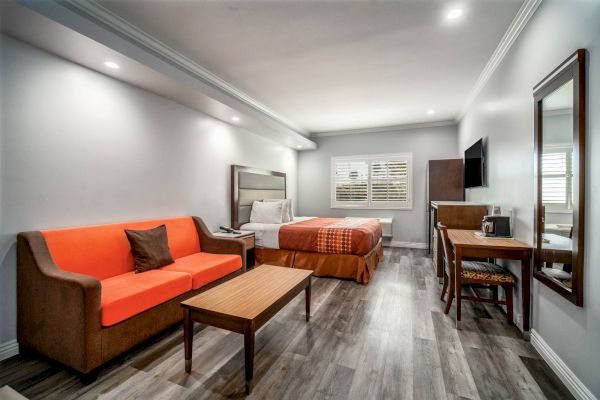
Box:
[540,80,574,291]
[534,48,585,306]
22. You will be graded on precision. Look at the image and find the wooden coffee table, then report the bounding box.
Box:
[181,265,313,393]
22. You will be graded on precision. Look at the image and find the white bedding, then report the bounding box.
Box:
[240,217,315,249]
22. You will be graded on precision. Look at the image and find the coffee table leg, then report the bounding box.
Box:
[305,277,311,322]
[183,308,192,373]
[244,329,255,394]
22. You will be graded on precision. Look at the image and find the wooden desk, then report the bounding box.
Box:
[542,233,572,265]
[447,230,533,334]
[429,202,489,281]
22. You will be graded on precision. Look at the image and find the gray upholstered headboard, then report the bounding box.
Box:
[231,165,286,229]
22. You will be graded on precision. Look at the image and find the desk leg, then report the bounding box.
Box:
[305,277,311,322]
[183,308,192,373]
[244,328,255,394]
[522,253,532,335]
[455,247,462,329]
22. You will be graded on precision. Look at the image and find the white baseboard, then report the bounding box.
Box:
[388,241,427,249]
[530,330,597,400]
[0,340,19,361]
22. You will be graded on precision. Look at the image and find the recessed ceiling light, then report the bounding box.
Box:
[447,9,463,20]
[427,109,435,115]
[231,116,240,122]
[296,145,303,149]
[104,61,119,69]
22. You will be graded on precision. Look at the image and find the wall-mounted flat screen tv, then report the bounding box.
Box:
[464,138,485,188]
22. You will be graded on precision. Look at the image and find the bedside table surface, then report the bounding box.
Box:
[213,230,255,239]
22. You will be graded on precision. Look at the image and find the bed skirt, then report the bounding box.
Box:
[254,239,384,284]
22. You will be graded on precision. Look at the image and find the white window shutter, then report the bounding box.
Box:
[331,153,412,209]
[542,149,572,208]
[370,158,409,204]
[333,158,369,203]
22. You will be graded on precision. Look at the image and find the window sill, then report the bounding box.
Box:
[331,205,413,211]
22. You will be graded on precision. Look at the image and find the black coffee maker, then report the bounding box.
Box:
[481,215,511,237]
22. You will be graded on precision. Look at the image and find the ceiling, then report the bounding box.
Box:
[97,0,525,133]
[0,0,317,149]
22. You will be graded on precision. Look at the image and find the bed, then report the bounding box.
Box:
[231,165,383,284]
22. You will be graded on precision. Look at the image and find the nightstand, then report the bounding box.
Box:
[213,230,255,268]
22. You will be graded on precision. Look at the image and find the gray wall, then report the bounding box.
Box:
[298,125,459,244]
[458,0,600,396]
[0,35,298,344]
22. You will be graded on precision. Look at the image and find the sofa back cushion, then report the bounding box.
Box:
[42,217,200,280]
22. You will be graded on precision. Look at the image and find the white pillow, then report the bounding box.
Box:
[250,200,283,224]
[264,199,292,222]
[288,198,294,220]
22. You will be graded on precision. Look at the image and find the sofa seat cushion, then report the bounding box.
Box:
[101,270,192,326]
[161,252,242,290]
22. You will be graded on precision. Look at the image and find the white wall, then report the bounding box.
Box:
[458,0,600,396]
[0,35,298,344]
[298,125,459,244]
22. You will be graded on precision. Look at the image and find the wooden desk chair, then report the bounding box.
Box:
[438,223,515,325]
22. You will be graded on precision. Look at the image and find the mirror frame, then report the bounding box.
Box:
[533,49,586,306]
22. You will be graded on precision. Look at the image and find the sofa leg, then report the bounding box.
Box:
[80,370,98,385]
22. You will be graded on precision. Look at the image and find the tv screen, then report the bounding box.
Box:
[464,138,484,188]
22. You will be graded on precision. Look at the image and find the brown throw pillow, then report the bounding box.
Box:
[125,224,175,273]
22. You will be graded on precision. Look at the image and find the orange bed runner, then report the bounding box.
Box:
[279,218,382,256]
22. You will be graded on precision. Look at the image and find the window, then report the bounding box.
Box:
[331,153,412,209]
[542,145,573,210]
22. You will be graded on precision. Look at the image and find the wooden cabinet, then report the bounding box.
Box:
[427,159,465,252]
[430,201,489,281]
[427,159,465,203]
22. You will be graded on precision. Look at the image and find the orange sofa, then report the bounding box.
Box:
[17,216,245,378]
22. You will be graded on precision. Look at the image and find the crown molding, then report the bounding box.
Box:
[57,0,307,135]
[458,0,543,120]
[312,120,456,138]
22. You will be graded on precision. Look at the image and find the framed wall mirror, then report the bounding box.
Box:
[533,49,586,306]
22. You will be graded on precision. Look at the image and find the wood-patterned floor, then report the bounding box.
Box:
[0,248,573,399]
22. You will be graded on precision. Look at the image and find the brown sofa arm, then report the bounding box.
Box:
[192,217,247,271]
[17,232,102,374]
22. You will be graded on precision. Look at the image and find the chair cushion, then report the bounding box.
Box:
[101,270,192,326]
[461,261,515,283]
[161,252,242,290]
